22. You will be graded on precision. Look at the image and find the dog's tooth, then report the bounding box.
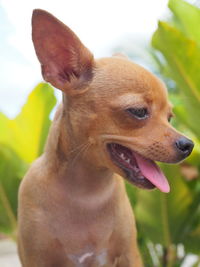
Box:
[120,153,125,159]
[133,166,139,172]
[127,159,130,164]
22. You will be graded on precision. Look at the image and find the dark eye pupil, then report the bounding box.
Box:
[127,108,148,119]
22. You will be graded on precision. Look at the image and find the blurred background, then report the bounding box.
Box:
[1,0,170,117]
[0,0,200,266]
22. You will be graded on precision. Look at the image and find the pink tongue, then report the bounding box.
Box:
[134,153,170,193]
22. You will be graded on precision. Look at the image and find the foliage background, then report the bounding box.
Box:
[0,0,200,266]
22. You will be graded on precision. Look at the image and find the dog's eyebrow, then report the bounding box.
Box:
[110,93,146,109]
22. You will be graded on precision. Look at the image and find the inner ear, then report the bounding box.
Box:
[32,9,94,93]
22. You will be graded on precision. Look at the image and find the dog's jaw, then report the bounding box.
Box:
[106,143,170,193]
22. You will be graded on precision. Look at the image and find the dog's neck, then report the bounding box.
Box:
[63,157,115,199]
[44,103,115,199]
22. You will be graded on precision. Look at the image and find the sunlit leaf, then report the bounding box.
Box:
[169,0,200,43]
[152,21,200,137]
[0,83,56,163]
[0,144,27,237]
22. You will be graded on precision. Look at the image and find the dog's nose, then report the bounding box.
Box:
[175,137,194,158]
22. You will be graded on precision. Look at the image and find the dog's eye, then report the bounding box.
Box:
[126,108,149,120]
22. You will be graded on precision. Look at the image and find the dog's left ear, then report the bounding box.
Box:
[32,9,94,95]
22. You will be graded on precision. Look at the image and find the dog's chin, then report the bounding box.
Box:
[106,143,170,193]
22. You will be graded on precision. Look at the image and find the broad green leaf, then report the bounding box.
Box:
[0,83,56,163]
[136,0,200,263]
[152,22,200,137]
[135,164,200,250]
[169,0,200,44]
[0,144,27,237]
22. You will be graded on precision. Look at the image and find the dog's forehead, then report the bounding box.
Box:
[92,57,168,103]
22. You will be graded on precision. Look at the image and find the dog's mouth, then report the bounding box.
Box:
[107,143,170,193]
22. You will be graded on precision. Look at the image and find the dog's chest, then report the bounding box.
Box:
[68,249,108,267]
[67,248,129,267]
[43,203,130,266]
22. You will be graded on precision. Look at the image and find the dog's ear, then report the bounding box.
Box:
[32,9,94,95]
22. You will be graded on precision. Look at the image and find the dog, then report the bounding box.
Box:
[17,9,194,267]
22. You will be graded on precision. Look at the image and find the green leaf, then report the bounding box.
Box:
[0,144,27,237]
[126,182,138,207]
[152,21,200,137]
[135,164,200,250]
[141,0,200,262]
[0,83,56,163]
[183,207,200,255]
[169,0,200,44]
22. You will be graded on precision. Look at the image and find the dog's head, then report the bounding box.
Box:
[32,9,194,193]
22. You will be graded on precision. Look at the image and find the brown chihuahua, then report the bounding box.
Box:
[18,9,194,267]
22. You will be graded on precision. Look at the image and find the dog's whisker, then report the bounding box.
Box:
[70,142,92,167]
[67,141,90,156]
[69,108,91,117]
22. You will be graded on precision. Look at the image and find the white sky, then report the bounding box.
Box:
[0,0,169,117]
